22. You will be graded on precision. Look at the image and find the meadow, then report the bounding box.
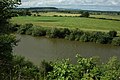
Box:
[11,12,120,34]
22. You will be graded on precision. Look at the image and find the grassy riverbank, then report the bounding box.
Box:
[11,23,120,46]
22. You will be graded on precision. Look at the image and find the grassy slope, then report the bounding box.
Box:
[11,16,120,34]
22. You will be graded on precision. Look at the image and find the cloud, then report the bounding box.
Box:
[19,0,120,8]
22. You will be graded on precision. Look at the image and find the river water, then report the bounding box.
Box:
[13,35,120,65]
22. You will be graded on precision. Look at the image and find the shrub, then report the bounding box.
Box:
[112,37,120,46]
[17,23,33,34]
[53,15,58,17]
[66,29,84,41]
[89,31,104,42]
[25,27,33,35]
[40,60,53,79]
[59,28,71,38]
[32,27,46,36]
[80,12,90,17]
[108,30,117,37]
[74,29,84,41]
[46,28,60,38]
[10,24,21,32]
[80,32,90,42]
[67,33,76,41]
[37,14,41,16]
[59,15,63,17]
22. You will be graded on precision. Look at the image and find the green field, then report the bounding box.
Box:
[91,15,120,20]
[11,15,120,33]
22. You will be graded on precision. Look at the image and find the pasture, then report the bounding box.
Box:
[11,14,120,33]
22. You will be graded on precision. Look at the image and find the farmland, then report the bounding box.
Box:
[11,13,120,34]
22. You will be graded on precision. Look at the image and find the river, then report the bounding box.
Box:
[13,35,120,65]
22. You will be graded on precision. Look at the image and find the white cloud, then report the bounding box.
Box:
[19,0,120,8]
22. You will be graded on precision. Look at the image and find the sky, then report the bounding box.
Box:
[19,0,120,11]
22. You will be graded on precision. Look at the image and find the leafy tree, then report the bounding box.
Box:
[0,0,21,34]
[80,12,90,18]
[0,0,21,79]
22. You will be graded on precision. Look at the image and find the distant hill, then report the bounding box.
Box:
[15,7,58,12]
[29,7,58,10]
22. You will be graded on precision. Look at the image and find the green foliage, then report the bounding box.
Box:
[58,28,71,38]
[46,28,61,38]
[101,57,120,80]
[89,31,104,42]
[112,37,120,46]
[25,27,34,35]
[10,24,21,32]
[0,34,18,79]
[65,29,84,41]
[17,23,33,34]
[108,30,117,37]
[80,12,90,17]
[11,55,41,80]
[32,27,46,36]
[47,54,120,80]
[0,0,21,79]
[11,16,120,32]
[11,23,120,46]
[47,59,76,80]
[39,60,53,79]
[0,0,21,34]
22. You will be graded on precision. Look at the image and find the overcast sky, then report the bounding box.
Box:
[19,0,120,11]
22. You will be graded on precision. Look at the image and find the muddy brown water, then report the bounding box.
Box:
[13,35,120,65]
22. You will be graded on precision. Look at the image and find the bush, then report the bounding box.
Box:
[80,12,90,17]
[46,28,60,38]
[40,60,53,79]
[32,27,46,36]
[25,27,34,35]
[15,23,119,46]
[53,15,58,17]
[59,28,71,38]
[80,32,90,42]
[112,37,120,46]
[47,55,120,80]
[66,29,84,41]
[89,31,104,42]
[108,30,117,37]
[67,33,76,41]
[59,15,63,17]
[17,23,33,34]
[10,24,21,32]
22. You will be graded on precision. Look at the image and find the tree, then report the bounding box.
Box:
[0,0,21,34]
[0,0,21,79]
[80,12,90,18]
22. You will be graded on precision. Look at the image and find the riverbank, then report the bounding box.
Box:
[11,23,120,46]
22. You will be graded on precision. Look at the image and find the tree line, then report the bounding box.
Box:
[11,23,120,46]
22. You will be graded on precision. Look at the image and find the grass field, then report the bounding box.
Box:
[91,15,120,20]
[11,15,120,34]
